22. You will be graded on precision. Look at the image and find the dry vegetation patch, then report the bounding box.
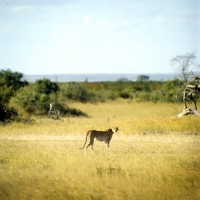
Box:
[0,135,199,200]
[0,101,200,199]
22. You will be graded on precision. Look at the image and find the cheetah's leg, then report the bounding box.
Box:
[107,143,110,151]
[86,141,94,151]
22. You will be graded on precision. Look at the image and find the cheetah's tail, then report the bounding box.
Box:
[79,130,90,150]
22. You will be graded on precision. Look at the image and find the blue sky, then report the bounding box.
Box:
[0,0,199,75]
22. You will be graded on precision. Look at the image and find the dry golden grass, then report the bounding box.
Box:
[1,100,200,135]
[0,100,200,200]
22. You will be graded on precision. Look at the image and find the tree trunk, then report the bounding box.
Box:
[176,108,200,118]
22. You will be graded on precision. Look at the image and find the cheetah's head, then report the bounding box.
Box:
[112,127,118,133]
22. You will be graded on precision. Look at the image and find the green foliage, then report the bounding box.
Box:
[0,105,17,121]
[10,81,87,117]
[0,69,28,90]
[35,78,59,94]
[164,78,184,90]
[79,79,186,103]
[10,82,55,115]
[60,82,95,103]
[0,69,28,121]
[0,69,28,104]
[119,91,131,99]
[0,69,193,119]
[10,84,40,115]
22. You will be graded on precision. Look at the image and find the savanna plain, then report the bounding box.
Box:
[0,100,200,200]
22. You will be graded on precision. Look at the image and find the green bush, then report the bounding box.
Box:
[60,82,94,103]
[35,78,59,94]
[0,69,28,121]
[10,82,87,117]
[119,91,131,99]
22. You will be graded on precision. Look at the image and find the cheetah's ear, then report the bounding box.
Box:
[112,127,118,133]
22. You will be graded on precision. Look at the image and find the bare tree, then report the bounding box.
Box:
[48,103,60,119]
[171,52,196,81]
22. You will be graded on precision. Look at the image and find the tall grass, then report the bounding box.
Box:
[0,100,200,199]
[1,100,200,135]
[0,136,199,200]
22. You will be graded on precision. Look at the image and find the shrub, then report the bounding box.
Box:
[35,78,59,94]
[60,82,92,103]
[119,92,131,99]
[0,69,28,121]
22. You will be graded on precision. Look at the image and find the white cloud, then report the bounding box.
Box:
[12,6,23,12]
[11,6,35,13]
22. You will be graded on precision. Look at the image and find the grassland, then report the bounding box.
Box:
[0,100,200,200]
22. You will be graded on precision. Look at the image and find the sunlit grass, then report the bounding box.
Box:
[1,100,199,135]
[0,100,200,199]
[0,136,199,200]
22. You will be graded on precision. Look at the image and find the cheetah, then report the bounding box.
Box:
[79,127,118,151]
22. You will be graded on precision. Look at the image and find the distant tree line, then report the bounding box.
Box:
[1,68,199,123]
[136,75,149,82]
[1,52,199,122]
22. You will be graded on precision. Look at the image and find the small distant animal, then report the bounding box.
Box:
[79,127,118,151]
